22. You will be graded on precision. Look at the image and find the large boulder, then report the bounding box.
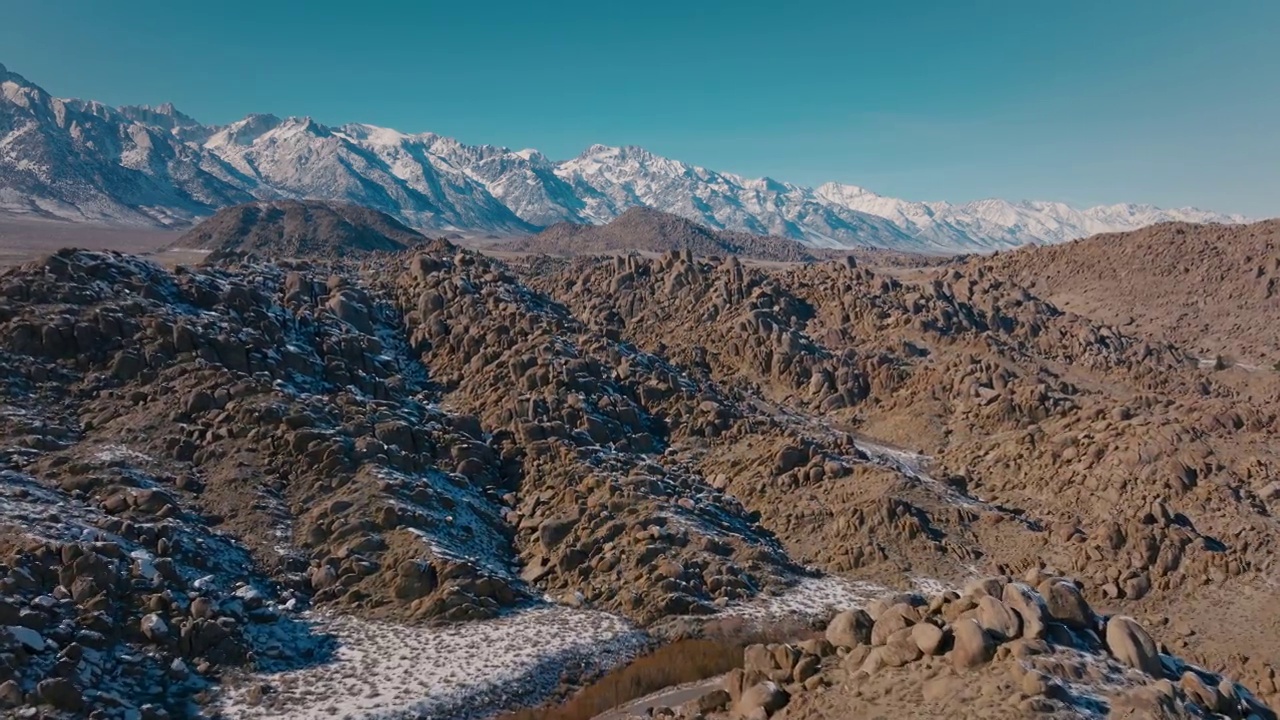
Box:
[824,608,873,648]
[36,678,83,712]
[1039,578,1093,630]
[1001,582,1048,640]
[1105,616,1162,676]
[734,681,789,719]
[912,621,947,656]
[950,618,995,670]
[976,595,1023,642]
[870,603,917,646]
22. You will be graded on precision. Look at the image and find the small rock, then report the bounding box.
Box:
[140,613,169,641]
[37,677,83,711]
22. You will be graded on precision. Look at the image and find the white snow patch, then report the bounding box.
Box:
[715,575,889,622]
[92,444,154,466]
[218,606,646,720]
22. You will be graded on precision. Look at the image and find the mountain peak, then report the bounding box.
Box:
[0,62,1252,251]
[117,102,203,130]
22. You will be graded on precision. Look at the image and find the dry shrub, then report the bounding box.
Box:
[499,617,819,720]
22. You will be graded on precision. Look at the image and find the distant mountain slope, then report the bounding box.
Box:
[509,206,817,262]
[976,219,1280,365]
[0,60,1252,252]
[172,199,423,260]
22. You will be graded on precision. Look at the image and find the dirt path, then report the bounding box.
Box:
[591,677,723,720]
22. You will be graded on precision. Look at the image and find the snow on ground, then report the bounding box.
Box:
[218,605,647,720]
[216,571,961,720]
[709,573,954,624]
[91,443,155,466]
[719,575,887,622]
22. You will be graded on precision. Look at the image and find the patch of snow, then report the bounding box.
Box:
[92,444,154,466]
[218,605,646,720]
[715,575,889,622]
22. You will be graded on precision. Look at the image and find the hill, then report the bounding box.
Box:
[171,199,424,260]
[976,219,1279,366]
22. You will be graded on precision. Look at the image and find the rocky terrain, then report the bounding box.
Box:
[623,576,1277,719]
[975,219,1280,368]
[507,208,817,263]
[0,210,1276,718]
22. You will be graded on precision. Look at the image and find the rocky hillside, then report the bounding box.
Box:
[0,229,1276,717]
[508,207,817,262]
[169,200,425,261]
[977,219,1280,367]
[629,576,1276,719]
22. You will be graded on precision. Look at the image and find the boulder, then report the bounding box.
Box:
[140,613,169,642]
[963,576,1008,599]
[976,595,1022,642]
[734,681,789,719]
[37,678,84,711]
[0,680,22,708]
[1039,578,1093,629]
[1105,616,1162,676]
[824,608,873,648]
[1179,671,1221,711]
[870,603,917,646]
[950,619,995,670]
[881,628,924,667]
[1001,582,1048,640]
[912,621,946,656]
[697,689,731,713]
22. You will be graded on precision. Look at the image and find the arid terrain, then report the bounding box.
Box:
[0,206,1277,720]
[977,220,1280,369]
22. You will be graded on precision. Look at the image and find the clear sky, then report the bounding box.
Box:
[2,0,1277,216]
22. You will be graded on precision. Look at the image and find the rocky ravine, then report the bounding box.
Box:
[0,232,1276,718]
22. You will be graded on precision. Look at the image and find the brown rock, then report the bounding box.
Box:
[824,608,873,648]
[1001,582,1048,640]
[1038,578,1093,629]
[912,621,947,656]
[36,678,83,711]
[870,603,917,646]
[976,595,1022,642]
[734,681,789,719]
[950,619,995,670]
[1105,616,1162,676]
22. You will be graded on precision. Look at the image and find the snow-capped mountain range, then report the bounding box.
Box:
[0,61,1249,253]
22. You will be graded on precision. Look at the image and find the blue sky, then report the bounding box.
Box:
[3,0,1277,216]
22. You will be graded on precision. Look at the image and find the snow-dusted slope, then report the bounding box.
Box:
[0,61,1250,251]
[0,62,252,225]
[553,145,914,249]
[816,183,1251,251]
